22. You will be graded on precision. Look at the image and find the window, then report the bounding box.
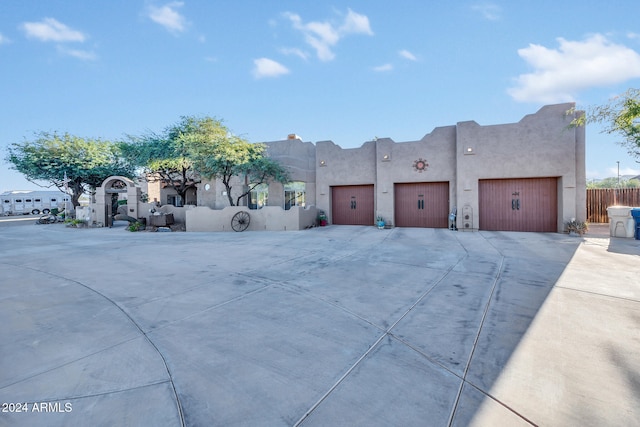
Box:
[284,182,305,210]
[51,198,57,202]
[249,184,268,209]
[167,194,183,207]
[35,198,41,202]
[25,199,32,203]
[15,199,22,203]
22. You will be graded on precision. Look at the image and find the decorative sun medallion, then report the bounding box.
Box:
[413,158,429,173]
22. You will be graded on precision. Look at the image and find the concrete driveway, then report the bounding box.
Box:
[1,223,638,426]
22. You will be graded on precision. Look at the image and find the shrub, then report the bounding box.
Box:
[565,219,589,235]
[127,221,144,232]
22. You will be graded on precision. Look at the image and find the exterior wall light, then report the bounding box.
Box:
[465,147,474,154]
[382,154,391,161]
[319,160,327,166]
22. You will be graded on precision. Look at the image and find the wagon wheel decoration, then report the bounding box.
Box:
[231,211,251,232]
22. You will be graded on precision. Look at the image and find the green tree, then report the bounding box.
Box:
[6,132,133,207]
[587,177,640,189]
[571,88,640,160]
[121,116,217,203]
[179,116,289,206]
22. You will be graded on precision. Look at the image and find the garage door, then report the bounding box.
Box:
[479,178,558,232]
[331,185,374,225]
[394,182,449,228]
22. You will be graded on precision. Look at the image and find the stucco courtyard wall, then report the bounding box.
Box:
[186,205,317,232]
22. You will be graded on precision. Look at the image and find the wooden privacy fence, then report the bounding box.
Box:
[587,188,640,223]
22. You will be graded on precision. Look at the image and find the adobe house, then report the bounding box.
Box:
[139,102,584,233]
[186,135,317,231]
[312,102,585,232]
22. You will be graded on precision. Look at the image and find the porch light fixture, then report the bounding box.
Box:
[382,154,390,161]
[466,147,474,154]
[319,160,327,166]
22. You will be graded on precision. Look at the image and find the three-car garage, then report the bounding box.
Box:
[316,104,583,233]
[331,178,559,232]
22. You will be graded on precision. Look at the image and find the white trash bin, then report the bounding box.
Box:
[607,206,635,238]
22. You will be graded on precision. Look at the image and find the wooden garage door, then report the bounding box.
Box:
[394,182,449,228]
[479,178,558,232]
[331,185,375,225]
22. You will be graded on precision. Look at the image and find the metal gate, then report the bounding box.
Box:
[394,182,449,228]
[479,178,558,232]
[331,185,374,225]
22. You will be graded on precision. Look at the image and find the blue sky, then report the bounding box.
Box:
[2,1,640,192]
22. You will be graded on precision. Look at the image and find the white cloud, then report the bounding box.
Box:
[399,49,417,61]
[0,33,11,44]
[340,9,374,36]
[148,2,187,33]
[253,58,290,79]
[508,34,640,103]
[20,18,96,60]
[471,3,501,21]
[608,166,640,177]
[373,63,393,72]
[57,45,97,61]
[283,9,373,62]
[280,47,309,61]
[588,166,640,180]
[21,18,86,42]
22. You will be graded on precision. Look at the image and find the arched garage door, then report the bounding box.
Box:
[394,182,449,228]
[331,185,374,225]
[479,177,558,232]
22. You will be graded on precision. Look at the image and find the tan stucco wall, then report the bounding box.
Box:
[144,174,180,206]
[195,176,249,209]
[316,140,377,223]
[196,178,219,208]
[265,139,316,183]
[375,126,458,226]
[146,177,162,204]
[454,103,585,231]
[195,138,317,212]
[265,139,317,209]
[186,205,317,232]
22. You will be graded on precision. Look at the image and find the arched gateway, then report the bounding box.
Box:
[94,176,141,227]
